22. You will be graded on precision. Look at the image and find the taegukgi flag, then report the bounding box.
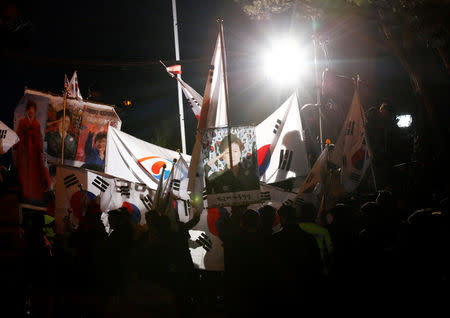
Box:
[178,78,202,121]
[0,120,19,154]
[187,30,228,210]
[54,165,155,234]
[166,64,182,74]
[328,85,372,192]
[67,71,83,100]
[256,92,310,184]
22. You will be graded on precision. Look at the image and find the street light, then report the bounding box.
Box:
[396,114,412,128]
[262,38,308,86]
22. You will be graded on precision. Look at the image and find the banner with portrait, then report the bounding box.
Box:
[13,89,121,203]
[14,89,121,169]
[201,126,260,208]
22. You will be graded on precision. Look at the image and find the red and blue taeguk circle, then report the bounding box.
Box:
[138,156,173,182]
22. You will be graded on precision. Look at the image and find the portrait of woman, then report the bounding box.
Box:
[14,100,51,203]
[204,133,259,195]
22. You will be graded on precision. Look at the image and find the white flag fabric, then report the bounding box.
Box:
[189,207,228,271]
[187,31,228,208]
[171,154,190,200]
[0,121,19,154]
[256,92,310,184]
[177,77,203,121]
[55,165,155,234]
[197,33,228,130]
[249,183,298,211]
[67,71,83,100]
[329,87,372,192]
[296,147,328,197]
[105,126,191,191]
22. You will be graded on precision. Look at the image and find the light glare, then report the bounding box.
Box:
[396,114,412,128]
[263,39,306,86]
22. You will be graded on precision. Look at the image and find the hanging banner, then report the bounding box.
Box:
[201,126,260,208]
[54,165,155,235]
[14,89,121,170]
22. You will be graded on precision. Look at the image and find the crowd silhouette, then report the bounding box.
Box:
[0,163,449,317]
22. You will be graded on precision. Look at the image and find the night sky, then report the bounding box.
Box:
[2,0,446,156]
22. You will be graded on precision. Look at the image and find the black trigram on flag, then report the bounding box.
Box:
[182,200,190,217]
[202,189,208,201]
[0,130,7,139]
[134,183,147,192]
[350,172,361,182]
[295,197,304,207]
[92,176,109,192]
[261,191,271,201]
[273,119,282,134]
[283,199,294,206]
[64,174,79,189]
[140,194,153,211]
[117,186,130,198]
[345,121,355,136]
[279,149,293,171]
[182,86,201,109]
[172,179,181,192]
[196,232,212,252]
[208,65,214,83]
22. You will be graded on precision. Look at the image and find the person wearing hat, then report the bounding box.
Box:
[204,133,259,194]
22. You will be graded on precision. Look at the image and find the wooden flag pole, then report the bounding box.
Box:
[217,18,234,170]
[61,90,67,164]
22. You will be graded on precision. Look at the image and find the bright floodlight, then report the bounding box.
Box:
[263,39,307,86]
[396,114,412,128]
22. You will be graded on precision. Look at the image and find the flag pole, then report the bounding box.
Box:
[61,90,67,165]
[217,18,234,169]
[171,0,187,154]
[355,74,377,192]
[312,15,323,151]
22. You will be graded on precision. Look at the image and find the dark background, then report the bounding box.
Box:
[2,0,448,159]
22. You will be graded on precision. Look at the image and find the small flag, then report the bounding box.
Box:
[67,71,83,100]
[64,74,70,92]
[178,78,202,121]
[0,120,19,154]
[167,64,182,74]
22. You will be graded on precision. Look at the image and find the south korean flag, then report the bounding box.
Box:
[0,121,19,154]
[256,93,309,184]
[100,177,154,231]
[55,166,89,233]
